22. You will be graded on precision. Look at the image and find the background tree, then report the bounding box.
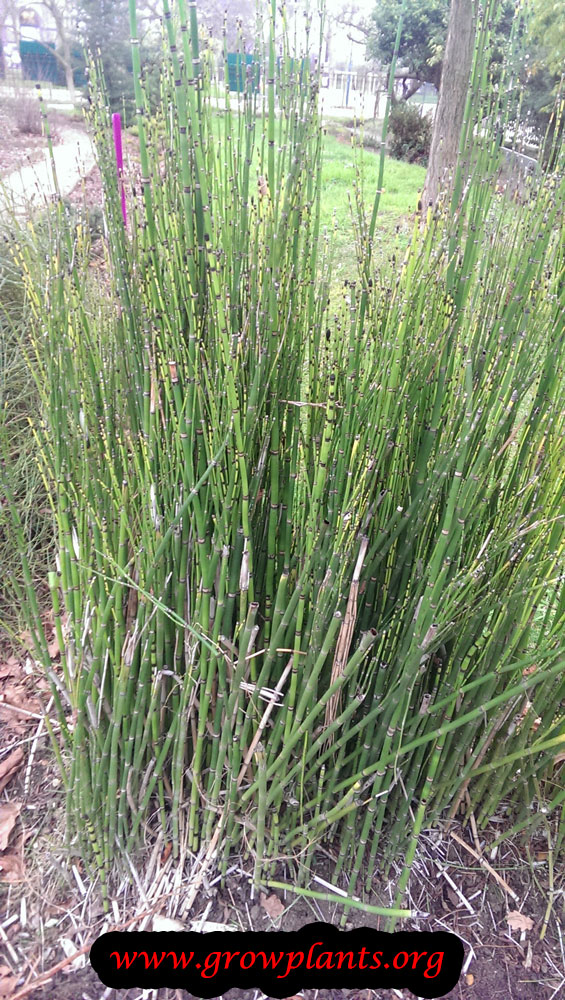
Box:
[39,0,80,99]
[0,1,82,95]
[421,0,476,208]
[367,0,448,100]
[0,0,22,75]
[518,0,565,147]
[367,0,516,102]
[78,0,164,114]
[78,0,133,112]
[329,2,372,50]
[528,0,565,76]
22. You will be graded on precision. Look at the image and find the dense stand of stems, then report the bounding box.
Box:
[6,0,564,908]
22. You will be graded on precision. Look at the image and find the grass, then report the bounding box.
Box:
[0,226,55,637]
[319,129,426,279]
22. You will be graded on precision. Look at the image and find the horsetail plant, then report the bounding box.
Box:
[4,0,565,918]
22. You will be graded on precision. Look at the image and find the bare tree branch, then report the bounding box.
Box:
[338,17,370,39]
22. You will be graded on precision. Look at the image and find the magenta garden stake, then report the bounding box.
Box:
[112,112,127,225]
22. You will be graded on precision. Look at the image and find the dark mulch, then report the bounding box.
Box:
[18,959,553,1000]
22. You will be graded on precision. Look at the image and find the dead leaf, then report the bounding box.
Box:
[0,749,24,795]
[260,892,285,920]
[0,707,26,738]
[465,973,474,986]
[2,682,40,712]
[19,630,34,652]
[47,634,60,659]
[0,656,20,679]
[0,803,21,850]
[0,965,18,998]
[0,851,25,882]
[507,910,534,932]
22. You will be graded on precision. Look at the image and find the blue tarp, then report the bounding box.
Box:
[19,40,85,87]
[226,53,260,94]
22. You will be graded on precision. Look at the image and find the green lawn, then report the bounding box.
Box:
[128,111,425,281]
[319,129,427,281]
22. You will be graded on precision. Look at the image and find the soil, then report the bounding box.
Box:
[17,962,554,1000]
[0,100,73,176]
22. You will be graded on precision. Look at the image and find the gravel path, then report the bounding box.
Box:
[0,127,96,218]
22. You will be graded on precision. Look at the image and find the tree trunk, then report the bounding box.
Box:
[422,0,476,210]
[65,63,76,102]
[43,1,76,102]
[62,36,76,102]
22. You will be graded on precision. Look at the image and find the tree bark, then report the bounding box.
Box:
[42,0,76,101]
[61,36,76,101]
[422,0,476,210]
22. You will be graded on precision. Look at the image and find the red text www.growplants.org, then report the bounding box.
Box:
[109,942,445,978]
[90,924,464,999]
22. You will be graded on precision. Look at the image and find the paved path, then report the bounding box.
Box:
[0,128,96,218]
